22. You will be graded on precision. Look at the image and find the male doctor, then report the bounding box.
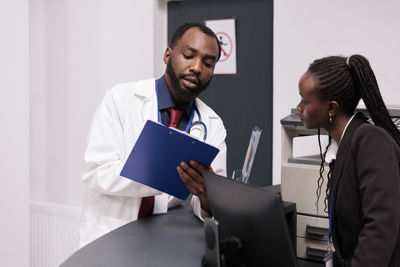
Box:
[79,22,227,247]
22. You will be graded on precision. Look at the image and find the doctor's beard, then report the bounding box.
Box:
[166,60,212,103]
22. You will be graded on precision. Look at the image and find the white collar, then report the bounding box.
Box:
[340,113,356,144]
[324,113,356,163]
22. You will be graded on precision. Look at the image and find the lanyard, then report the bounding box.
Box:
[328,192,333,247]
[155,79,198,134]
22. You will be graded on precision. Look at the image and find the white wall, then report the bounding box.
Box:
[0,0,30,266]
[273,0,400,184]
[30,0,167,206]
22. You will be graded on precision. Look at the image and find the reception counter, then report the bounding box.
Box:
[61,202,323,267]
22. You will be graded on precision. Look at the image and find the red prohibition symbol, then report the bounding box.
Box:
[216,32,233,62]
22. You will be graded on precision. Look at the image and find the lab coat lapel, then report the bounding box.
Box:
[133,78,158,127]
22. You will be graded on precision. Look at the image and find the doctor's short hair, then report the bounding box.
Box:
[169,22,221,61]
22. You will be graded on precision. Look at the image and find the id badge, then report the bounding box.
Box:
[325,251,333,267]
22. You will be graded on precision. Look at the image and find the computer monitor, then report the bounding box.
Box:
[203,171,298,267]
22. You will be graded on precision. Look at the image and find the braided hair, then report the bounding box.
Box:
[315,129,332,213]
[308,55,400,212]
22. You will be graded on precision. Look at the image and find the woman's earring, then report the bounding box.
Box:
[329,114,333,124]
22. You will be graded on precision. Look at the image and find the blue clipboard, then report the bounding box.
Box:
[120,120,220,199]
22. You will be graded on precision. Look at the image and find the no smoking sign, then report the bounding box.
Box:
[205,18,237,75]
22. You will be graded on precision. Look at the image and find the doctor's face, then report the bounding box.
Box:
[296,72,330,129]
[164,27,219,105]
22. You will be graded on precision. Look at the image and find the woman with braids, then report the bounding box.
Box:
[296,54,400,267]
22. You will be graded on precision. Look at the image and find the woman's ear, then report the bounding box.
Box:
[327,101,339,117]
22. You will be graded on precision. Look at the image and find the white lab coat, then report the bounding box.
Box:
[79,78,227,247]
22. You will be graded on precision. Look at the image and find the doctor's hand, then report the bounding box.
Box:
[177,160,212,214]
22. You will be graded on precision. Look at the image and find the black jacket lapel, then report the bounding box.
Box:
[330,112,368,253]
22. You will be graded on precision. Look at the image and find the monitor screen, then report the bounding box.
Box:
[203,171,297,267]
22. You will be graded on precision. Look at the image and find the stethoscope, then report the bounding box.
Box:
[155,79,208,141]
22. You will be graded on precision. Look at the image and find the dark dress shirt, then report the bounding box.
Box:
[157,75,194,131]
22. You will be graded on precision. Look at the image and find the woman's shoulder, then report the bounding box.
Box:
[352,122,399,153]
[355,122,392,138]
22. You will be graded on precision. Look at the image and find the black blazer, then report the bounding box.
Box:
[330,112,400,267]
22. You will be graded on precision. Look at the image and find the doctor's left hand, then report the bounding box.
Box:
[177,160,212,214]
